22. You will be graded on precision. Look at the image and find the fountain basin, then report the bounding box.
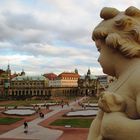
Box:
[65,109,98,117]
[3,109,36,116]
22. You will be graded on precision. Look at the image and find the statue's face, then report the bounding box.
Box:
[95,39,115,76]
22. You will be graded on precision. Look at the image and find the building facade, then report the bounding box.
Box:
[11,75,51,99]
[57,72,80,87]
[43,73,58,87]
[10,74,79,98]
[48,72,80,87]
[78,69,99,96]
[1,66,108,98]
[0,64,11,97]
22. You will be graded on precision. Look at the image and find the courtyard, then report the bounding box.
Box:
[0,96,97,140]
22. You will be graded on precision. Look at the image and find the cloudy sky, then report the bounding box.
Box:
[0,0,140,75]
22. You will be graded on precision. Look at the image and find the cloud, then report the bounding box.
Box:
[0,0,139,75]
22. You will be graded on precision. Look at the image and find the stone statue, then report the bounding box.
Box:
[88,6,140,140]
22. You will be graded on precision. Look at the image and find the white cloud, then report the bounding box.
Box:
[0,0,139,75]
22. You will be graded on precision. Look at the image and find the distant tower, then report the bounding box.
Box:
[21,69,25,76]
[74,68,78,74]
[6,63,11,78]
[87,68,91,76]
[6,63,11,95]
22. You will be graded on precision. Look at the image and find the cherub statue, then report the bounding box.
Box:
[88,6,140,140]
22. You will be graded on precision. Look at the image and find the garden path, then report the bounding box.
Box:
[0,97,87,140]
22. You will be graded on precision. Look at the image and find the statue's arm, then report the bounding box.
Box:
[101,112,140,140]
[87,109,104,140]
[101,74,140,140]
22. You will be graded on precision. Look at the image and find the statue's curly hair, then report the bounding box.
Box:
[93,6,140,58]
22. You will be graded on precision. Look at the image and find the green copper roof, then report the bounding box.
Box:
[12,75,47,81]
[80,75,98,80]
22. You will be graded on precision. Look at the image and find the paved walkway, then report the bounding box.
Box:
[0,97,86,140]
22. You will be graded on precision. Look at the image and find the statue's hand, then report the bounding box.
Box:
[98,91,126,113]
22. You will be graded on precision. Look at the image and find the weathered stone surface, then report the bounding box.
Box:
[88,6,140,140]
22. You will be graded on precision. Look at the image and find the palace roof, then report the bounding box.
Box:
[43,73,57,80]
[11,75,47,81]
[58,72,80,78]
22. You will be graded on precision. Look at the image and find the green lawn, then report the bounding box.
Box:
[0,117,23,125]
[50,118,93,128]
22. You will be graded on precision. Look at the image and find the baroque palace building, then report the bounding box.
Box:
[10,72,50,99]
[0,65,107,98]
[44,71,80,87]
[78,69,108,96]
[52,72,80,87]
[78,69,99,96]
[43,71,80,97]
[10,69,80,98]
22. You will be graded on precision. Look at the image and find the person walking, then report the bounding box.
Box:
[24,121,28,133]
